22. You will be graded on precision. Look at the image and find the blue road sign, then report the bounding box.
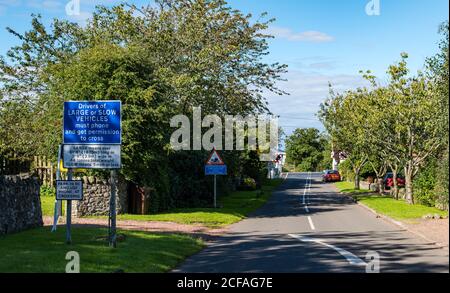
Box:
[205,165,228,176]
[63,101,121,145]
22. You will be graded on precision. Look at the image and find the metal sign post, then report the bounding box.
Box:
[66,169,73,244]
[52,145,63,232]
[205,149,227,209]
[214,175,217,208]
[109,170,117,248]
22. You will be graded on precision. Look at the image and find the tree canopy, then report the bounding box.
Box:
[0,0,288,211]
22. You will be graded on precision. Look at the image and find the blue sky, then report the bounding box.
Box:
[0,0,448,133]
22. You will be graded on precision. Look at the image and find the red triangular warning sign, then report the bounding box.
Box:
[206,149,225,165]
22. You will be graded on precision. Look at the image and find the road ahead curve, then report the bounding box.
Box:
[174,173,449,273]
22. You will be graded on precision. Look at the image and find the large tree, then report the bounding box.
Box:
[386,54,442,204]
[0,0,288,210]
[0,1,287,157]
[319,86,372,190]
[426,21,449,209]
[285,128,328,172]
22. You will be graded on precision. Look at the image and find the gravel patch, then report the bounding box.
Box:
[403,218,449,248]
[43,216,228,238]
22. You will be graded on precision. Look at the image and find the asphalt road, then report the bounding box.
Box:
[174,173,449,273]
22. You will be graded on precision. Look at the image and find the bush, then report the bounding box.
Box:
[359,163,376,180]
[414,160,437,207]
[298,159,313,172]
[338,159,374,182]
[40,185,56,197]
[238,177,257,191]
[338,160,353,181]
[434,151,449,210]
[241,151,266,188]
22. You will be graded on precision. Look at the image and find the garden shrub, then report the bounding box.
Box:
[414,160,437,207]
[238,177,257,191]
[40,185,56,197]
[434,151,449,210]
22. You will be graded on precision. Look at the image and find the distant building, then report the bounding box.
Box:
[268,151,286,179]
[331,150,347,171]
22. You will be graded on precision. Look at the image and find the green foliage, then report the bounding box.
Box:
[238,177,257,191]
[356,196,448,220]
[434,151,449,210]
[413,160,438,206]
[168,151,211,208]
[0,1,288,211]
[339,159,374,181]
[337,159,374,182]
[102,178,284,227]
[286,128,328,172]
[337,159,353,181]
[427,22,449,210]
[359,162,376,179]
[40,185,56,198]
[317,138,333,171]
[320,49,446,200]
[240,150,267,188]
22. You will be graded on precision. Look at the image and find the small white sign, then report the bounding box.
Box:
[56,180,83,201]
[63,145,121,169]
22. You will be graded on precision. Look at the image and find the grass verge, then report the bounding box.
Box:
[91,178,285,228]
[40,196,61,217]
[0,227,203,273]
[335,181,448,220]
[356,196,448,220]
[335,181,370,194]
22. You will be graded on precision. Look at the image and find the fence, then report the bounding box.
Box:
[33,156,55,187]
[0,155,54,186]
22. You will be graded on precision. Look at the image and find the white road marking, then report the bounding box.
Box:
[308,172,312,203]
[288,234,367,267]
[307,216,316,230]
[302,172,311,206]
[302,180,307,205]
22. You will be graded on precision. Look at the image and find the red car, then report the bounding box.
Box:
[384,173,405,189]
[323,170,341,182]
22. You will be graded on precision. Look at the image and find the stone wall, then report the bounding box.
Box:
[72,176,128,217]
[0,175,43,235]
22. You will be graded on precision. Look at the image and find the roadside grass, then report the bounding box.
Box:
[356,196,448,220]
[334,181,449,220]
[92,178,285,228]
[0,227,203,273]
[40,196,60,217]
[335,181,370,194]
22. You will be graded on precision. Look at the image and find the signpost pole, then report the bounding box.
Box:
[109,170,117,248]
[52,144,63,232]
[66,168,73,244]
[214,175,217,208]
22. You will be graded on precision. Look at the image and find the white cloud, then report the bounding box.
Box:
[266,26,335,43]
[266,70,369,132]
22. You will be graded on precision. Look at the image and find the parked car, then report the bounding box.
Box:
[383,173,405,189]
[322,170,341,182]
